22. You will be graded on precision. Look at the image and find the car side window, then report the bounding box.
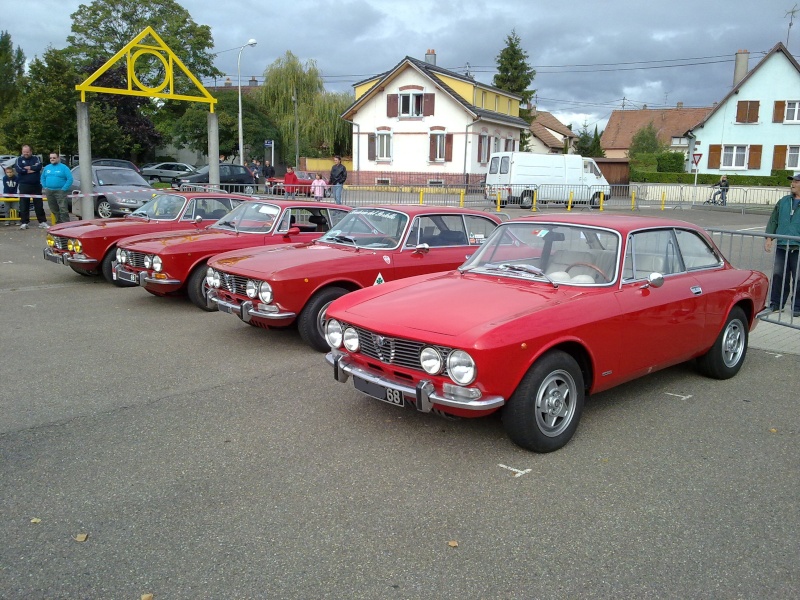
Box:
[220,165,231,177]
[500,156,510,174]
[623,229,683,281]
[277,208,318,233]
[674,229,721,270]
[181,199,196,221]
[328,209,348,227]
[464,215,497,245]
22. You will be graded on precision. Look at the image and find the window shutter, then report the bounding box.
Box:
[773,101,786,123]
[735,101,747,123]
[477,135,484,162]
[423,94,435,116]
[444,134,453,162]
[708,145,722,169]
[748,145,762,169]
[748,101,760,123]
[429,135,437,161]
[772,145,787,170]
[387,95,398,118]
[367,134,376,160]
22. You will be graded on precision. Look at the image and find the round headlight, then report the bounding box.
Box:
[326,319,343,348]
[116,247,122,262]
[211,270,221,288]
[67,239,75,251]
[246,280,258,299]
[119,249,128,264]
[152,255,162,272]
[47,235,54,247]
[205,267,215,287]
[447,350,476,385]
[420,347,443,375]
[72,240,82,253]
[343,327,360,352]
[258,281,273,304]
[143,255,152,269]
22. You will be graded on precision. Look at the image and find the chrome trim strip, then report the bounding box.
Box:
[212,297,296,322]
[143,275,182,286]
[326,352,505,412]
[64,253,98,265]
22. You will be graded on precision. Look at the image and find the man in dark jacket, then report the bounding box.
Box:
[764,173,800,316]
[329,155,347,205]
[15,145,47,229]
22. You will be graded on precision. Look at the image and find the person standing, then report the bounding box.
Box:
[2,166,19,226]
[40,153,74,224]
[263,160,275,180]
[711,175,729,205]
[283,166,299,199]
[328,155,347,205]
[764,173,800,317]
[310,173,327,201]
[15,145,46,229]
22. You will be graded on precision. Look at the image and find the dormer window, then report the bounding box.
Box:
[400,92,424,117]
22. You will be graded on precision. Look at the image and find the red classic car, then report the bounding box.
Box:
[43,192,248,284]
[206,206,503,350]
[113,200,351,309]
[323,214,769,453]
[267,170,328,197]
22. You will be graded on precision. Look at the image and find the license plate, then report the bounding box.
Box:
[44,252,63,264]
[116,269,138,284]
[353,376,405,407]
[218,301,240,316]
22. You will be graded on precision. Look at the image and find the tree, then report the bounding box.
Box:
[493,30,535,150]
[260,51,352,164]
[628,122,665,158]
[0,31,25,116]
[588,125,605,158]
[574,123,593,156]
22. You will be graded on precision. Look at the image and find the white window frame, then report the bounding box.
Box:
[671,136,689,146]
[478,133,489,163]
[376,178,391,186]
[399,93,423,117]
[721,145,748,169]
[787,145,800,169]
[493,137,500,153]
[786,101,800,123]
[376,131,392,161]
[430,132,446,162]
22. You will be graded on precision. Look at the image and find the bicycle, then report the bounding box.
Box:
[704,185,728,206]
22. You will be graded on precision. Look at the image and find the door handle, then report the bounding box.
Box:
[690,285,702,295]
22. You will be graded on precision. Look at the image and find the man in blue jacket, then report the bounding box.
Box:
[40,153,74,224]
[764,173,800,316]
[15,144,46,229]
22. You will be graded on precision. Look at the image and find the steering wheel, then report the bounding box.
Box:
[565,262,610,282]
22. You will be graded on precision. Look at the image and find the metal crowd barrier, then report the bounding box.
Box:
[707,228,800,330]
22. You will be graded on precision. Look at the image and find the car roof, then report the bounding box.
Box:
[505,212,701,235]
[157,191,258,200]
[354,205,504,219]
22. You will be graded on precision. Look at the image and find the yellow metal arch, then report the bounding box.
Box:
[76,26,217,112]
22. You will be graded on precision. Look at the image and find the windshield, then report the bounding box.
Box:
[211,201,280,233]
[130,194,187,220]
[94,168,149,187]
[196,165,210,175]
[461,222,621,286]
[317,208,409,249]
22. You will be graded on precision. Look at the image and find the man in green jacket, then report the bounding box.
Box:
[764,173,800,316]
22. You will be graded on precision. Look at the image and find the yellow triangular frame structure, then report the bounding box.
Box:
[76,26,217,112]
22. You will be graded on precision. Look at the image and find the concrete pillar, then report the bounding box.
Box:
[208,112,220,186]
[76,102,94,220]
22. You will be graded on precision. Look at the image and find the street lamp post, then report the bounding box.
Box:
[237,38,257,167]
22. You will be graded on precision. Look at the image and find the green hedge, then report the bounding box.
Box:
[631,169,791,187]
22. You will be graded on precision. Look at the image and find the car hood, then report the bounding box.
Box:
[48,217,165,238]
[333,271,591,337]
[209,243,364,278]
[117,227,239,252]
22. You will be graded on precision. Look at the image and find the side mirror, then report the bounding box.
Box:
[413,243,430,254]
[641,272,664,289]
[194,215,203,224]
[283,226,301,238]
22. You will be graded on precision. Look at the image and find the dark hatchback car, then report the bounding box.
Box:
[172,163,256,193]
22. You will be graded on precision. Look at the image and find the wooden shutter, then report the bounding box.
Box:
[708,145,722,169]
[444,134,453,162]
[367,134,376,160]
[387,95,398,118]
[773,145,787,170]
[748,144,762,169]
[748,101,760,123]
[429,135,437,161]
[422,93,435,116]
[477,135,484,162]
[735,101,747,123]
[773,101,786,123]
[736,100,760,123]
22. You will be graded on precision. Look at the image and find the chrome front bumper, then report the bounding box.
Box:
[43,247,99,266]
[326,351,506,413]
[207,289,296,322]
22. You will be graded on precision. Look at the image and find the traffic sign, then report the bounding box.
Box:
[264,139,273,148]
[692,153,702,166]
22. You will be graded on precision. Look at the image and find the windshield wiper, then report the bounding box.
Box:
[219,220,239,233]
[328,234,357,245]
[473,263,560,287]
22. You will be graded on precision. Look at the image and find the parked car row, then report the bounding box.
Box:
[41,199,768,453]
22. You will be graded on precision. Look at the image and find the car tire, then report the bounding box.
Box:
[520,191,533,209]
[695,306,748,379]
[298,286,349,352]
[502,350,585,453]
[187,263,213,311]
[102,247,135,287]
[244,184,255,194]
[96,198,112,219]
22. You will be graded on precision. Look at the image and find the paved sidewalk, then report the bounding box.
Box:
[750,308,800,356]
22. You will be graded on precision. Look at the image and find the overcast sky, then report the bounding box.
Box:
[7,0,799,131]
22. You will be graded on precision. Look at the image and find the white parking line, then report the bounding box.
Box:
[498,464,532,478]
[664,393,693,401]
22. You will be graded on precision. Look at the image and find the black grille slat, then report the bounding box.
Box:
[349,324,453,376]
[51,235,69,250]
[126,250,147,269]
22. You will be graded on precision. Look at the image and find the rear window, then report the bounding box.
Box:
[500,156,510,174]
[489,156,499,174]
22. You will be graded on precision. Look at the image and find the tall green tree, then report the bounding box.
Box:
[588,125,605,158]
[493,30,536,150]
[628,122,665,158]
[574,122,593,156]
[0,31,25,116]
[260,51,352,164]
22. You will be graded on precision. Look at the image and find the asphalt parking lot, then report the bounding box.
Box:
[1,206,798,599]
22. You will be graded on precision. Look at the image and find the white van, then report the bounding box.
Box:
[485,152,611,208]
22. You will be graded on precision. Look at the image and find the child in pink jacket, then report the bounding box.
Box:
[310,173,328,201]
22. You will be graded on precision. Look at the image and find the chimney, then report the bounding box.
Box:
[733,49,749,86]
[224,77,232,87]
[249,76,258,86]
[425,49,436,65]
[676,101,683,109]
